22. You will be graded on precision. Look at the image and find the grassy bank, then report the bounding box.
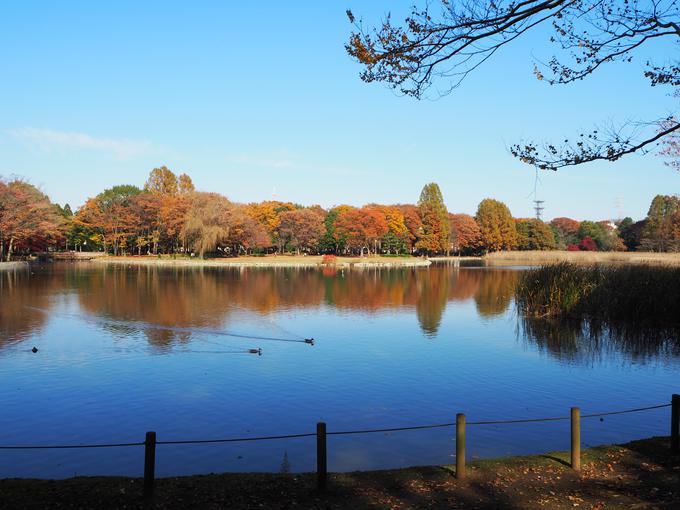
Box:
[515,262,680,325]
[485,250,680,266]
[95,255,432,268]
[1,437,677,509]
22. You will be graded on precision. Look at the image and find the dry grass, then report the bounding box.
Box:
[516,262,680,325]
[485,250,680,266]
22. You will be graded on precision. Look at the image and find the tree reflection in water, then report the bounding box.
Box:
[0,267,50,348]
[4,264,678,363]
[519,316,680,363]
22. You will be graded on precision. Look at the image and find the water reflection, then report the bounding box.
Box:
[0,268,49,347]
[520,316,680,363]
[4,264,678,364]
[1,265,519,346]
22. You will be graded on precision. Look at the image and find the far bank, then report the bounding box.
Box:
[93,254,433,269]
[86,251,680,269]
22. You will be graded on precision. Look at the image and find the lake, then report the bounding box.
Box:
[0,262,677,478]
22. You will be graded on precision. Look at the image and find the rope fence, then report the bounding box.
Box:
[1,395,678,498]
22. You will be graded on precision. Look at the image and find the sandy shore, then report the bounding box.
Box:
[95,255,432,268]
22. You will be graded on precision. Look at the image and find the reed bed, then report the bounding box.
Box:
[486,250,680,266]
[515,262,680,325]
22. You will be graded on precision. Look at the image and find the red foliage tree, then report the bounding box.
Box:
[279,208,326,254]
[579,236,598,251]
[449,213,482,255]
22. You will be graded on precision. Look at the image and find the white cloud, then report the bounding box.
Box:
[7,128,160,159]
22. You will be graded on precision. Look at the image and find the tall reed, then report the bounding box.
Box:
[515,262,680,326]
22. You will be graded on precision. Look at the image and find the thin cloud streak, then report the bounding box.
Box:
[7,128,161,159]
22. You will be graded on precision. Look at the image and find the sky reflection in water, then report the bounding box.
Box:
[0,263,677,478]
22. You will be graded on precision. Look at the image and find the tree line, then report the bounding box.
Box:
[1,168,679,260]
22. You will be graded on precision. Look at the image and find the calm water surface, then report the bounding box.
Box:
[0,262,677,478]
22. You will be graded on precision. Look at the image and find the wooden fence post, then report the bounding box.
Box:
[456,413,466,479]
[672,394,679,452]
[316,422,327,492]
[571,408,580,471]
[144,431,156,498]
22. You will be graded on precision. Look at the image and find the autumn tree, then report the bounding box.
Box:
[347,1,679,170]
[577,221,615,251]
[642,195,680,251]
[394,204,423,252]
[579,235,599,251]
[244,200,296,252]
[0,179,64,260]
[415,183,450,254]
[550,217,581,248]
[178,173,195,194]
[77,185,141,255]
[515,219,557,251]
[145,166,179,195]
[225,205,270,255]
[128,193,163,255]
[364,204,410,254]
[181,192,232,258]
[278,208,326,254]
[449,213,482,255]
[333,206,388,255]
[475,199,517,252]
[617,217,645,251]
[160,194,190,252]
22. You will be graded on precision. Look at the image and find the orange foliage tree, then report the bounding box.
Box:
[475,198,517,252]
[449,213,482,255]
[333,206,388,255]
[0,179,64,260]
[279,208,326,254]
[76,185,142,255]
[395,204,423,252]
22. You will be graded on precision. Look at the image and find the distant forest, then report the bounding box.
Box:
[1,167,678,260]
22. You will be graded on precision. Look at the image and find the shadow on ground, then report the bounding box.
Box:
[1,437,678,509]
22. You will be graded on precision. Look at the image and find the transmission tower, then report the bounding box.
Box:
[615,195,624,221]
[533,200,545,221]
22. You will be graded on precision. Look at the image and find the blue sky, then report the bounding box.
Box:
[1,1,677,220]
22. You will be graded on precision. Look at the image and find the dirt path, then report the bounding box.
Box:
[1,437,678,509]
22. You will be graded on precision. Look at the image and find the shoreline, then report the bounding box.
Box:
[93,251,680,269]
[0,261,29,272]
[0,437,676,509]
[11,250,680,270]
[93,255,433,268]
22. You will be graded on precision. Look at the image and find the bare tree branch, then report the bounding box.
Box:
[346,0,680,170]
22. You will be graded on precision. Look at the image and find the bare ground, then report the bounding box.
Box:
[1,437,678,510]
